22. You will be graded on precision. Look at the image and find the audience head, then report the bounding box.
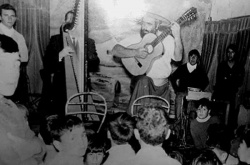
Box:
[237,124,250,164]
[191,149,222,165]
[39,115,58,145]
[195,98,211,120]
[47,115,88,157]
[188,49,200,66]
[135,105,170,146]
[207,123,230,151]
[84,133,107,165]
[0,34,20,96]
[107,112,135,145]
[0,3,17,29]
[226,44,238,62]
[168,150,184,165]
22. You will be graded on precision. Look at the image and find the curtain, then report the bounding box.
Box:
[0,0,50,94]
[201,16,250,95]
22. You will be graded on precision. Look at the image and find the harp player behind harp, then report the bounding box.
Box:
[40,11,75,117]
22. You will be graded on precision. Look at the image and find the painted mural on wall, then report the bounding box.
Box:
[50,0,212,110]
[87,0,212,110]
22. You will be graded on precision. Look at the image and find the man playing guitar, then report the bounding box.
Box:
[110,12,183,115]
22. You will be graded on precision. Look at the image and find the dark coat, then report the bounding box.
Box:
[170,63,209,92]
[40,34,67,116]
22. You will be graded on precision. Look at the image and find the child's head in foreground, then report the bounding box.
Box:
[48,115,88,157]
[107,112,135,145]
[135,105,170,146]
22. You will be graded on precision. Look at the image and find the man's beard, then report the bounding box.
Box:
[140,29,149,38]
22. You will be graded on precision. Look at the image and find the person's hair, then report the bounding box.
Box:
[188,49,200,58]
[84,133,108,163]
[238,124,250,147]
[168,150,184,164]
[62,10,74,32]
[0,3,16,16]
[64,10,74,21]
[86,133,106,154]
[191,149,222,165]
[47,115,83,142]
[107,112,135,145]
[188,49,201,63]
[0,34,18,53]
[136,105,169,146]
[195,98,211,110]
[227,44,237,54]
[39,115,58,145]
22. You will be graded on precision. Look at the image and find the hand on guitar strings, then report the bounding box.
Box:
[59,46,75,60]
[170,22,181,38]
[135,47,148,59]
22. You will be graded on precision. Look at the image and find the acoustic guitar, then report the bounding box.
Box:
[116,7,197,76]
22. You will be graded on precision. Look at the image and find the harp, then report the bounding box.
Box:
[63,1,107,133]
[62,0,85,112]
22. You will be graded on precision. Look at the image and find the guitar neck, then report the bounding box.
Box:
[151,29,171,47]
[150,10,194,48]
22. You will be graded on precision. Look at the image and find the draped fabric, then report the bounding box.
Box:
[0,0,50,94]
[201,16,250,96]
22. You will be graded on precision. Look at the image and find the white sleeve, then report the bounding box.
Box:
[161,35,175,62]
[18,35,29,62]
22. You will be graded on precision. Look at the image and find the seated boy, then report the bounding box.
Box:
[45,115,88,165]
[190,98,220,149]
[0,34,45,165]
[103,112,136,165]
[120,105,181,165]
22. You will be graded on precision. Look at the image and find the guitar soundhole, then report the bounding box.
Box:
[134,58,142,67]
[138,62,142,67]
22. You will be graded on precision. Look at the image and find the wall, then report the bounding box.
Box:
[88,0,212,110]
[49,0,250,111]
[210,0,250,21]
